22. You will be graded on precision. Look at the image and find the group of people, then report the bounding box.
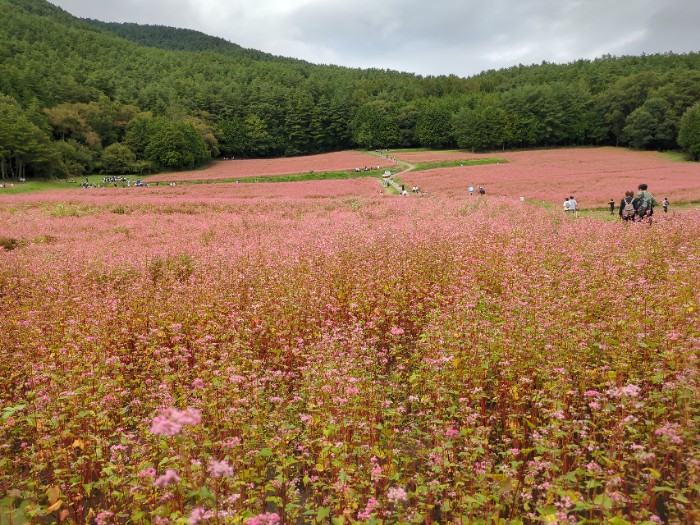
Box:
[563,195,578,217]
[614,184,668,222]
[468,185,486,196]
[561,184,668,222]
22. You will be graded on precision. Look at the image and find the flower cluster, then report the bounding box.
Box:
[150,407,202,436]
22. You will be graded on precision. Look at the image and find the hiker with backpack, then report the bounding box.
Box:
[619,191,639,221]
[636,183,658,221]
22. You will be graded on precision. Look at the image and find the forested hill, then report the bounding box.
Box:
[1,0,700,181]
[83,20,295,63]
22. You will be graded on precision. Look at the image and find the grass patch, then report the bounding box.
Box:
[411,158,507,171]
[45,202,96,217]
[0,237,25,251]
[163,169,387,185]
[0,179,79,194]
[658,150,692,162]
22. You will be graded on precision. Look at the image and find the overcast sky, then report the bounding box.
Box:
[49,0,699,77]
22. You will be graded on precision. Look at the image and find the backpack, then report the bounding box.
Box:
[637,192,653,216]
[621,198,636,219]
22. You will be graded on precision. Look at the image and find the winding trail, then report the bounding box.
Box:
[370,151,417,194]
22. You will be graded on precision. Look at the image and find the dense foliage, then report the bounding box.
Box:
[1,194,698,523]
[1,0,699,180]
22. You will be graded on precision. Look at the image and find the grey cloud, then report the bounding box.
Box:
[48,0,699,77]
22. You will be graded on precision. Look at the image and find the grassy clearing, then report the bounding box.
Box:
[658,150,693,162]
[1,169,393,194]
[411,158,507,171]
[165,169,388,185]
[0,179,80,194]
[528,198,700,221]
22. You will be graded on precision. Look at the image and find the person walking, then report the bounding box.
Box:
[608,198,615,215]
[568,195,578,218]
[662,197,669,213]
[563,197,571,215]
[468,185,474,196]
[635,183,658,221]
[619,191,639,221]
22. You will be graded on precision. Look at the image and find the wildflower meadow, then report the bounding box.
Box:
[1,162,699,525]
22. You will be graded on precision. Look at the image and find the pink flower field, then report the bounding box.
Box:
[0,177,384,206]
[395,148,700,207]
[149,151,394,182]
[1,168,699,523]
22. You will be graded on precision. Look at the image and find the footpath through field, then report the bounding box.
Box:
[370,151,417,195]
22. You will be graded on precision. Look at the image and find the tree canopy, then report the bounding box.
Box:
[1,0,698,180]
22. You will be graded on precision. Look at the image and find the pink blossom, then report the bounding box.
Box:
[358,497,379,520]
[207,459,234,477]
[154,469,181,487]
[189,507,208,525]
[387,486,408,503]
[655,422,683,444]
[138,467,156,478]
[192,378,205,390]
[390,326,404,336]
[586,461,601,473]
[150,407,202,436]
[607,383,641,399]
[245,513,280,525]
[96,511,114,525]
[445,427,460,439]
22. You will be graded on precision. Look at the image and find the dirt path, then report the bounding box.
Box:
[370,151,417,195]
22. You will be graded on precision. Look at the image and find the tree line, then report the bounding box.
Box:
[1,0,699,180]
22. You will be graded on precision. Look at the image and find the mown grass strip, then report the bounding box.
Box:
[175,169,386,185]
[411,158,508,171]
[0,169,390,194]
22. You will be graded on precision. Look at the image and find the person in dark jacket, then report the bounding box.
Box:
[619,191,639,221]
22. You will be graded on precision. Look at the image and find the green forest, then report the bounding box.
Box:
[1,0,700,180]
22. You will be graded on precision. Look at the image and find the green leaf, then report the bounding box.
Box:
[2,404,26,420]
[671,494,690,504]
[316,507,331,521]
[593,493,612,509]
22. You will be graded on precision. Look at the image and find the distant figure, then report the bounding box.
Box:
[563,197,571,214]
[619,191,639,221]
[468,185,474,196]
[662,197,669,213]
[568,195,577,217]
[478,186,485,195]
[608,198,615,215]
